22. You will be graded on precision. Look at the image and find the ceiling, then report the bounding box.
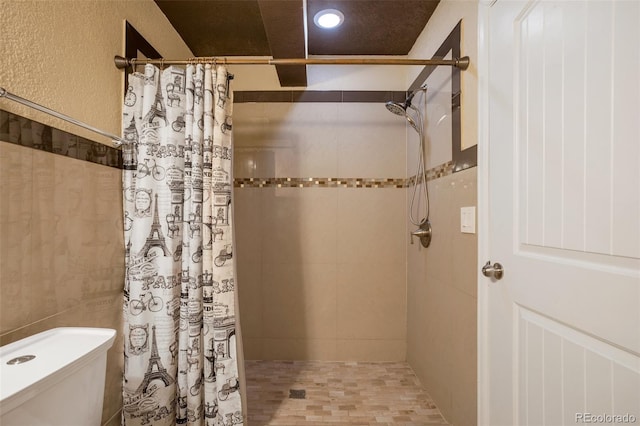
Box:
[154,0,440,87]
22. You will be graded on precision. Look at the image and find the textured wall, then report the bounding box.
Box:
[0,1,191,425]
[405,1,479,425]
[0,0,192,142]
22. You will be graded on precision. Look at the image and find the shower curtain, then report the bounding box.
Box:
[122,63,244,426]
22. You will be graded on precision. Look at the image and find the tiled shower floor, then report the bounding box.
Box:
[245,360,449,425]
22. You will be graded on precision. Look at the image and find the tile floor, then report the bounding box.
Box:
[245,360,449,425]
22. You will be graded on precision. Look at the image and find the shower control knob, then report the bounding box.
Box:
[482,261,504,280]
[410,221,432,248]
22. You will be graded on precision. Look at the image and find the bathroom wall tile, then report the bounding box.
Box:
[237,261,263,338]
[231,101,268,116]
[242,337,264,360]
[262,188,338,264]
[450,168,478,298]
[0,142,33,221]
[421,366,453,422]
[72,163,124,302]
[337,103,407,179]
[406,181,430,238]
[31,148,56,222]
[335,339,406,362]
[233,99,416,363]
[30,149,59,320]
[407,277,453,404]
[0,317,54,347]
[406,185,426,279]
[451,233,478,298]
[278,102,339,178]
[0,292,123,344]
[302,338,337,360]
[337,188,406,264]
[233,188,263,264]
[0,142,33,334]
[406,124,422,177]
[415,86,455,171]
[336,262,406,340]
[426,284,455,389]
[450,291,477,426]
[423,178,455,285]
[234,103,339,178]
[0,141,124,425]
[261,338,337,361]
[262,262,337,340]
[102,410,122,426]
[406,247,431,365]
[233,147,277,178]
[52,155,87,310]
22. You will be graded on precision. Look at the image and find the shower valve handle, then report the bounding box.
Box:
[410,229,429,244]
[410,223,432,248]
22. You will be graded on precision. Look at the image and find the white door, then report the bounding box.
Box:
[479,0,640,425]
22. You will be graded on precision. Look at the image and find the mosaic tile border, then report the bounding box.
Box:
[0,109,122,168]
[410,161,455,186]
[233,162,456,189]
[234,177,407,188]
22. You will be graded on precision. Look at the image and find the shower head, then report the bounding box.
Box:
[385,101,407,116]
[385,89,419,115]
[385,89,423,133]
[385,100,420,133]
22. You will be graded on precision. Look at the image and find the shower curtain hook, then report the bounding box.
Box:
[159,58,165,70]
[130,58,137,74]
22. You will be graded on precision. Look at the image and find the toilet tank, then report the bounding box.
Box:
[0,327,116,426]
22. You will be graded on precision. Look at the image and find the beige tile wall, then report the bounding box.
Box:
[234,102,408,361]
[0,141,124,425]
[406,167,477,426]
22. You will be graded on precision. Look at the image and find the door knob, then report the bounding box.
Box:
[482,261,504,280]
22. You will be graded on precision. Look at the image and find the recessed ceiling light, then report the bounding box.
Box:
[314,9,344,29]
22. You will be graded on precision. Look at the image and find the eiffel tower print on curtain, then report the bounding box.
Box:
[143,68,168,128]
[136,325,174,394]
[138,194,171,258]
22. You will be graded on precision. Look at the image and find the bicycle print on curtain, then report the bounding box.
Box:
[122,63,243,426]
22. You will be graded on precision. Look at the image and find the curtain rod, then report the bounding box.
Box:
[0,87,125,147]
[114,55,470,70]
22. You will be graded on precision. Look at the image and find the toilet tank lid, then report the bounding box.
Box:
[0,327,116,409]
